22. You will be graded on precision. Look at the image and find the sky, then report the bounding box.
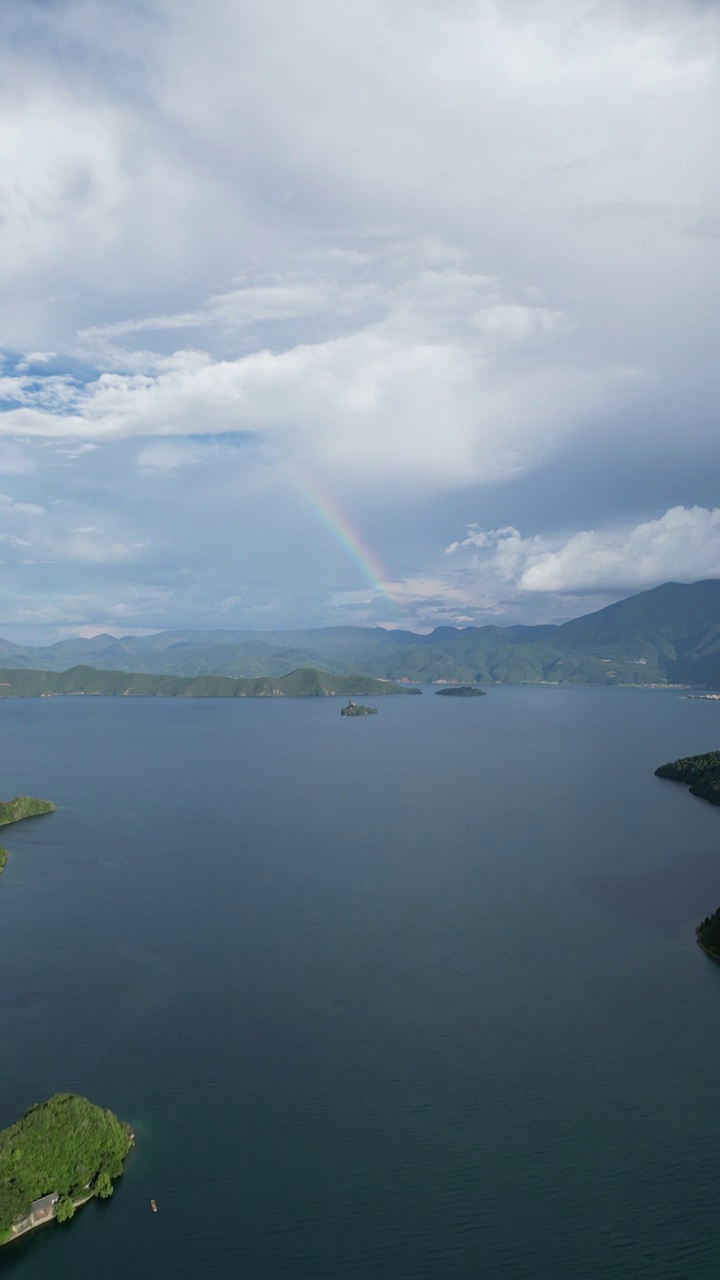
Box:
[0,0,719,641]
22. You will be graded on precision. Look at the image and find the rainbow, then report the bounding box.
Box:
[294,475,399,613]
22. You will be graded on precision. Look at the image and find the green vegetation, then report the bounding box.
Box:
[1,579,720,687]
[435,686,486,697]
[655,752,720,806]
[0,796,55,826]
[340,701,377,716]
[1,579,719,685]
[93,1171,114,1199]
[0,1094,132,1242]
[0,665,420,699]
[0,797,54,884]
[55,1196,75,1224]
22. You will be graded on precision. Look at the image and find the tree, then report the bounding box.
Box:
[55,1197,75,1224]
[93,1172,113,1199]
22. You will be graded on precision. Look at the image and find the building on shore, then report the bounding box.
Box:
[10,1193,59,1237]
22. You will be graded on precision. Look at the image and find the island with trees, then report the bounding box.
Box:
[435,686,487,697]
[0,796,55,882]
[340,701,377,716]
[0,1094,133,1244]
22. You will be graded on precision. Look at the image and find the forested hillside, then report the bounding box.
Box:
[1,580,720,686]
[0,666,420,698]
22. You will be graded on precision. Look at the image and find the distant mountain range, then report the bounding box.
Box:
[3,580,720,687]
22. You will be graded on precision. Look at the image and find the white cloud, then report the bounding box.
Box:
[0,253,640,493]
[447,506,720,595]
[136,438,247,471]
[0,2,717,635]
[0,443,36,476]
[0,494,44,517]
[0,585,175,629]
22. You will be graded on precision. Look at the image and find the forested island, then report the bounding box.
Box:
[340,701,377,716]
[0,665,420,699]
[0,796,55,881]
[435,686,487,697]
[656,751,720,957]
[0,1094,133,1244]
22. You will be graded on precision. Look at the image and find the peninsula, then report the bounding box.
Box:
[654,752,720,807]
[340,701,377,716]
[435,686,486,697]
[0,796,55,881]
[0,1094,133,1244]
[696,910,720,963]
[0,796,56,826]
[655,751,720,956]
[0,666,420,699]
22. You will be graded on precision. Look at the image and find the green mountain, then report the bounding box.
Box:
[1,580,720,686]
[0,666,420,698]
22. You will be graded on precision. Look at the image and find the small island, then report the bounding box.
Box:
[340,701,377,716]
[435,686,486,697]
[0,1094,133,1244]
[0,796,55,881]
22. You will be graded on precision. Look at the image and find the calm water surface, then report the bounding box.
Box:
[2,687,720,1278]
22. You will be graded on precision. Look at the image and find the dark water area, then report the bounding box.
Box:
[2,687,720,1278]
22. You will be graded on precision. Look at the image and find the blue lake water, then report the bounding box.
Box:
[2,687,720,1278]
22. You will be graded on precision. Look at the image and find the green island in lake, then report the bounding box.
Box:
[0,1094,133,1244]
[655,751,720,959]
[0,796,55,880]
[340,701,377,716]
[435,686,487,697]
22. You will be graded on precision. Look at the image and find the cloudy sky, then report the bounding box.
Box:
[0,0,718,640]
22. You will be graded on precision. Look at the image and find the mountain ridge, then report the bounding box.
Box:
[0,666,421,699]
[2,580,720,686]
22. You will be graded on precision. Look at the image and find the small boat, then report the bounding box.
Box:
[150,1200,157,1213]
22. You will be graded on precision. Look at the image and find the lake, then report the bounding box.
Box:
[2,687,720,1278]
